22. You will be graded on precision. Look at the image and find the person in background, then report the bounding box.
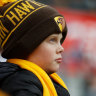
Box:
[0,0,70,96]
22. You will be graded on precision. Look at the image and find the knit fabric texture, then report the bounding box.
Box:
[0,0,67,59]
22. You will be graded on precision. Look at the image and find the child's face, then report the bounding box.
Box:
[27,33,64,74]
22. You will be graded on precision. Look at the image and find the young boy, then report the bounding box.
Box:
[0,0,70,96]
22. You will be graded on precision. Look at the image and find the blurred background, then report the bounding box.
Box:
[0,0,96,96]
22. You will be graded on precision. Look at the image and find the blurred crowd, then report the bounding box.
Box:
[36,0,96,11]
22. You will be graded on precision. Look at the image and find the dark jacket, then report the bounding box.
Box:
[0,62,70,96]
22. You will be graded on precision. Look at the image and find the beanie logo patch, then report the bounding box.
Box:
[54,16,65,32]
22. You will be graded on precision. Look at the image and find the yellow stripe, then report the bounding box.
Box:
[3,0,23,16]
[0,90,10,96]
[1,5,47,48]
[0,15,3,18]
[32,1,44,6]
[50,73,68,90]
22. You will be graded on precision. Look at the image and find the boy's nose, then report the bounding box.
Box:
[56,44,64,54]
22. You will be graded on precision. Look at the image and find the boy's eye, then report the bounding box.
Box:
[49,38,57,42]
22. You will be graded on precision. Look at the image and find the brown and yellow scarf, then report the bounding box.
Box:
[1,59,68,96]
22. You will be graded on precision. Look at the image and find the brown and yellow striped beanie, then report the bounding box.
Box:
[0,0,67,59]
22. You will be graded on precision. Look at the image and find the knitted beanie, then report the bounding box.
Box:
[0,0,67,59]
